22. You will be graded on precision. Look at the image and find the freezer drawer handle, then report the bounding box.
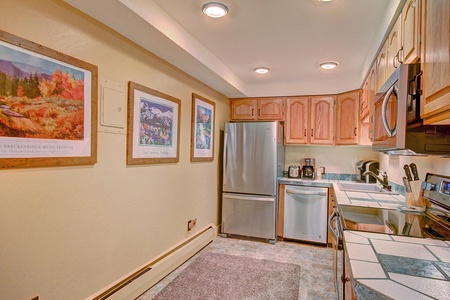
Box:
[286,190,327,196]
[225,195,274,202]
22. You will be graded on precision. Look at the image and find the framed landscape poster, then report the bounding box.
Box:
[190,93,215,162]
[127,82,181,165]
[0,30,98,169]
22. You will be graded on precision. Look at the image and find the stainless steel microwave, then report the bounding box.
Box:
[372,64,450,156]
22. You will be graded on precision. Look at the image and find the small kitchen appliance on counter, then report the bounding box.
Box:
[301,158,315,179]
[288,164,300,178]
[355,160,379,183]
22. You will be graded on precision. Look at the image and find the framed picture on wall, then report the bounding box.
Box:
[127,81,181,165]
[0,30,98,169]
[190,93,215,162]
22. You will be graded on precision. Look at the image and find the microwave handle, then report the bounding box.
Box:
[381,85,398,138]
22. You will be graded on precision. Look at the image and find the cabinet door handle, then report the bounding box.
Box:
[304,129,306,137]
[258,108,261,117]
[354,127,357,136]
[251,108,254,116]
[311,129,313,137]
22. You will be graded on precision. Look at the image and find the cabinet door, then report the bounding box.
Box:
[420,0,450,124]
[386,15,402,78]
[376,40,388,91]
[230,99,256,120]
[310,96,334,145]
[336,91,359,145]
[360,79,370,121]
[257,97,284,120]
[285,97,309,144]
[402,0,421,64]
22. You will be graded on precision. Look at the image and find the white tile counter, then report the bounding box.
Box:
[344,231,450,300]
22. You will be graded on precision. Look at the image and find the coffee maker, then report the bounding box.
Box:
[301,158,315,179]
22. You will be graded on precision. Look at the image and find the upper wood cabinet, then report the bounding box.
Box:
[420,0,450,124]
[285,97,309,144]
[230,97,284,121]
[401,0,421,64]
[336,91,359,145]
[285,96,334,145]
[310,96,335,145]
[386,15,403,78]
[376,40,388,92]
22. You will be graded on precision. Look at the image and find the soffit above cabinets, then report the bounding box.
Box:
[63,0,403,98]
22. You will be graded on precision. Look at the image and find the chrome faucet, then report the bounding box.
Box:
[362,170,392,191]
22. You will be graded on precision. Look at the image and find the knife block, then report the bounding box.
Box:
[406,181,427,208]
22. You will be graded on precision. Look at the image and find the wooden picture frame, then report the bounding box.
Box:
[0,30,98,169]
[190,93,215,162]
[127,82,181,165]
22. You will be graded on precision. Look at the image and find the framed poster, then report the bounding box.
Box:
[0,30,98,168]
[127,81,181,165]
[190,93,215,162]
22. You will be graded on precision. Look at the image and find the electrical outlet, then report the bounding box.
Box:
[187,218,197,231]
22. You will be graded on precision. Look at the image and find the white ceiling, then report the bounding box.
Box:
[63,0,404,98]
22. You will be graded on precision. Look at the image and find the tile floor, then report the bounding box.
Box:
[137,236,337,299]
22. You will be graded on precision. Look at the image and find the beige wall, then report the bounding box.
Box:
[0,1,229,299]
[285,145,378,174]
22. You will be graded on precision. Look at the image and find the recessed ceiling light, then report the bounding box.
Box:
[254,67,271,74]
[318,0,334,2]
[319,61,338,70]
[202,2,229,18]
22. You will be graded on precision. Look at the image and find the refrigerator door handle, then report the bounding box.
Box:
[286,190,327,197]
[223,132,228,185]
[225,194,275,202]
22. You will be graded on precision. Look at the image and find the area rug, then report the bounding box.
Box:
[153,251,301,300]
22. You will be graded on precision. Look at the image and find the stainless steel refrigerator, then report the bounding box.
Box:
[221,121,284,243]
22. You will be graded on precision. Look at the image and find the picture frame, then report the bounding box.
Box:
[0,30,98,169]
[190,93,215,162]
[127,81,181,165]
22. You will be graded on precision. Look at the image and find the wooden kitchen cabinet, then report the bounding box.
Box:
[335,91,359,145]
[285,97,309,144]
[310,96,335,145]
[386,15,403,78]
[230,97,284,121]
[285,96,334,145]
[376,40,388,92]
[401,0,421,64]
[344,252,356,300]
[277,184,286,239]
[420,0,450,124]
[359,66,377,146]
[327,188,336,247]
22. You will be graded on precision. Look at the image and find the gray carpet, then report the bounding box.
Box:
[153,251,301,300]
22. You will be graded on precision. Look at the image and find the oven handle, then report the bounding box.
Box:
[381,85,398,138]
[328,211,340,241]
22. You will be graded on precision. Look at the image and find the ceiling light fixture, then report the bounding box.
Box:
[202,2,229,18]
[319,61,338,70]
[254,67,271,74]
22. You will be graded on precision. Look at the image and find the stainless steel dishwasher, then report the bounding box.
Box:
[283,185,328,244]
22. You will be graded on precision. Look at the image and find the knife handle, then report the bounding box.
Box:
[409,163,419,181]
[403,177,412,193]
[403,164,412,181]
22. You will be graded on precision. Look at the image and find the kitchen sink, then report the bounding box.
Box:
[337,182,398,195]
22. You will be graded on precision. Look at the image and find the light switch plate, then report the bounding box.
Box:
[99,78,126,134]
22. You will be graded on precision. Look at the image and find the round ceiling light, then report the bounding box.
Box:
[319,61,338,70]
[254,67,271,74]
[202,2,229,18]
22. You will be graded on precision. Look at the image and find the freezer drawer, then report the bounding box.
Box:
[222,193,276,241]
[283,185,328,244]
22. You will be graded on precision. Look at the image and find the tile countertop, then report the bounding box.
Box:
[278,178,450,299]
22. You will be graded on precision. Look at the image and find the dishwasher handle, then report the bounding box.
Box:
[286,189,327,197]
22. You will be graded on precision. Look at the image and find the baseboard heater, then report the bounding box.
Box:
[88,224,216,300]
